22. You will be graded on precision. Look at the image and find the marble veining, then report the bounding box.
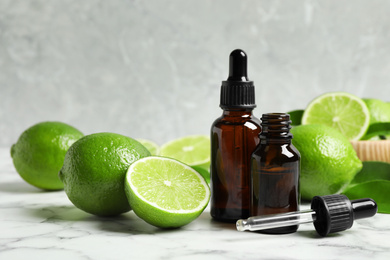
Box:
[0,149,389,259]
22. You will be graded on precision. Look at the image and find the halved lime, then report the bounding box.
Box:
[160,135,210,183]
[301,92,370,140]
[125,156,210,228]
[160,135,210,167]
[137,139,160,155]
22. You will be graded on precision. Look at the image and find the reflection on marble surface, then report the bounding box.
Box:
[1,149,389,259]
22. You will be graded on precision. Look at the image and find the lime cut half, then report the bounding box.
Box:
[137,139,160,155]
[160,135,210,167]
[301,92,370,140]
[125,156,210,228]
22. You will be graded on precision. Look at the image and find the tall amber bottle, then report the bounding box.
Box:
[251,113,300,234]
[210,49,261,222]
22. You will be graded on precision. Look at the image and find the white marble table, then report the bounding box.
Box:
[1,148,389,260]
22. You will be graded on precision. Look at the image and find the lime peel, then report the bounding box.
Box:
[11,121,84,190]
[59,132,151,217]
[291,124,362,200]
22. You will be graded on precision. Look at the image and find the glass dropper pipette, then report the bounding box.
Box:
[236,194,377,236]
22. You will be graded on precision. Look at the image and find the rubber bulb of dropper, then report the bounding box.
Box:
[228,49,249,81]
[352,198,377,220]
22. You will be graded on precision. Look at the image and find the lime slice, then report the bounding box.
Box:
[137,139,160,155]
[301,92,370,140]
[160,135,210,167]
[125,156,210,228]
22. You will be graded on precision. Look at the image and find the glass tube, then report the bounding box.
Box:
[236,209,316,232]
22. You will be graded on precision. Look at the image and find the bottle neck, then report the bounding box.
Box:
[260,113,292,144]
[222,108,254,117]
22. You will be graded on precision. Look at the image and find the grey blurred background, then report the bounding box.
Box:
[1,0,390,147]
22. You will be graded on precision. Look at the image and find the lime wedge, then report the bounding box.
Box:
[160,135,210,167]
[301,92,370,140]
[137,139,160,155]
[125,156,210,228]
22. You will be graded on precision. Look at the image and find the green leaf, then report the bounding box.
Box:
[288,110,304,126]
[342,161,390,214]
[350,161,390,185]
[343,180,390,213]
[360,122,390,140]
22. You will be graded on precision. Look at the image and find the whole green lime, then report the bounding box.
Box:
[291,124,362,200]
[59,133,150,217]
[11,121,83,190]
[363,98,390,124]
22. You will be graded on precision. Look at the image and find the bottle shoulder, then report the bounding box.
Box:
[211,114,261,127]
[252,143,300,161]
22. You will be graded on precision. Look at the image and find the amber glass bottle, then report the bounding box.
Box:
[210,49,261,222]
[251,113,300,234]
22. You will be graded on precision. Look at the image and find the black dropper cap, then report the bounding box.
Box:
[236,194,377,236]
[311,194,377,237]
[220,49,256,109]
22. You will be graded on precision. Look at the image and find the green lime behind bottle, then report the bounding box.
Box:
[291,124,362,200]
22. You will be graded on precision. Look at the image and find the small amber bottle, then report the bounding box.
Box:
[210,49,261,222]
[251,113,300,234]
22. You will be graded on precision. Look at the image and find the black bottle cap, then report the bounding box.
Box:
[311,194,378,237]
[220,49,256,109]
